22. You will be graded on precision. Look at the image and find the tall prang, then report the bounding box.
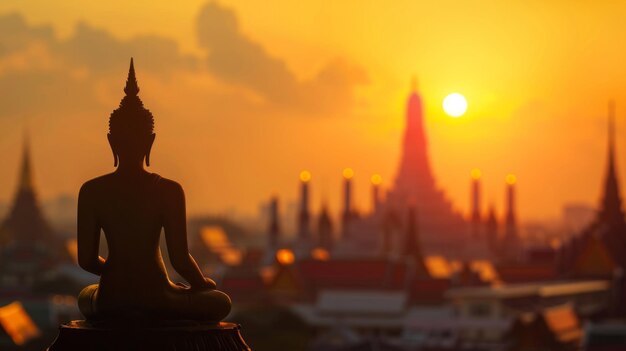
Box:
[0,135,53,245]
[393,81,436,197]
[0,134,59,288]
[600,100,625,232]
[559,102,626,280]
[383,83,467,254]
[595,100,626,260]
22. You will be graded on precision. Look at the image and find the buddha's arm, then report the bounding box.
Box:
[77,184,105,275]
[163,182,213,289]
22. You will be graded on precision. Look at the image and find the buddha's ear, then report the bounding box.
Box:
[145,133,156,167]
[107,134,118,167]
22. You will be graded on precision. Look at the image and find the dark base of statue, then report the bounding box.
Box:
[47,320,251,351]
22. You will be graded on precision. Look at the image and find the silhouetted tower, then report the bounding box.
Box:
[556,102,626,283]
[0,134,53,245]
[595,101,626,264]
[505,175,518,238]
[485,205,499,252]
[470,169,482,238]
[341,168,354,239]
[297,171,311,241]
[317,204,333,251]
[0,134,58,288]
[600,101,626,232]
[268,196,280,249]
[503,174,520,259]
[371,174,382,214]
[385,81,466,250]
[394,80,435,194]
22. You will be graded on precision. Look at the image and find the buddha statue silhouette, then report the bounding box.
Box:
[77,58,231,322]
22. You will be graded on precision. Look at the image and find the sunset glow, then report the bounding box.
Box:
[0,0,624,222]
[443,93,467,117]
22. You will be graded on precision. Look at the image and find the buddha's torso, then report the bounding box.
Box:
[85,172,174,308]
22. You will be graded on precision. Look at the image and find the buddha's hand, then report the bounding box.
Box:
[191,277,217,291]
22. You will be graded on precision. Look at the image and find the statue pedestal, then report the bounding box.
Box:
[47,320,251,351]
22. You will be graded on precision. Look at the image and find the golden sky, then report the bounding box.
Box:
[0,0,624,223]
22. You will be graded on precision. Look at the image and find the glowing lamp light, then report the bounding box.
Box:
[276,249,295,265]
[443,93,468,117]
[371,174,382,185]
[299,170,311,183]
[505,174,517,185]
[343,168,354,179]
[470,169,481,180]
[311,248,330,261]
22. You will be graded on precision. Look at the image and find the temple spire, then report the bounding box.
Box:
[601,100,623,224]
[318,203,333,251]
[19,131,34,192]
[124,58,139,96]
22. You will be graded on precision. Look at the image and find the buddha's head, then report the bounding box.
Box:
[108,58,156,167]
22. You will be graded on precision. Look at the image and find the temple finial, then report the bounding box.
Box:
[124,58,139,96]
[410,75,418,92]
[609,99,616,153]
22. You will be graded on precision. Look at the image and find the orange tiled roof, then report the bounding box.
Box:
[0,301,40,345]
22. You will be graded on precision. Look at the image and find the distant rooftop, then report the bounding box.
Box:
[445,280,609,300]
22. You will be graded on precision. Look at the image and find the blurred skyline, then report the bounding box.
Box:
[0,1,625,222]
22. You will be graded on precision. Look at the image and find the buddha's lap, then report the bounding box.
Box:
[78,284,231,320]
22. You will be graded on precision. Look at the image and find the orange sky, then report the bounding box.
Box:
[0,0,624,224]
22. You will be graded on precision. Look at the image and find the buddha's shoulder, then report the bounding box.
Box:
[78,173,185,196]
[79,173,116,195]
[150,174,185,195]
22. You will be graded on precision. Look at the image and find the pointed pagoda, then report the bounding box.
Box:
[383,81,467,254]
[485,205,499,253]
[561,102,626,280]
[268,197,280,249]
[599,100,625,232]
[0,134,60,288]
[588,101,626,271]
[318,204,334,251]
[0,134,53,245]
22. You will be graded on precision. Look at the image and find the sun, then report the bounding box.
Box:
[443,93,467,118]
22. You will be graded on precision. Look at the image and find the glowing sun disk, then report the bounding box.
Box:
[443,93,467,117]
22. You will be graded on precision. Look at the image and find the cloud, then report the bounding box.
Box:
[0,13,55,56]
[196,2,367,113]
[0,12,201,126]
[0,4,367,123]
[62,22,198,75]
[0,13,194,77]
